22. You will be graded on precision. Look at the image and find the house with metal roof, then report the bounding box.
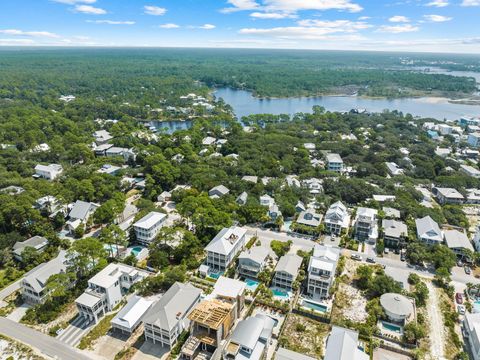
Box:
[13,236,49,262]
[34,163,63,180]
[324,201,350,235]
[236,192,248,206]
[326,153,343,173]
[144,282,202,348]
[223,314,275,360]
[93,130,113,145]
[463,312,480,360]
[205,227,247,272]
[385,162,404,176]
[209,185,230,199]
[75,263,150,324]
[433,187,465,205]
[307,244,340,300]
[382,219,408,248]
[415,216,443,245]
[65,200,99,233]
[211,276,246,320]
[354,207,378,243]
[21,251,67,304]
[272,254,303,291]
[111,295,154,334]
[275,347,315,360]
[133,211,167,245]
[444,229,474,259]
[324,326,369,360]
[237,246,271,280]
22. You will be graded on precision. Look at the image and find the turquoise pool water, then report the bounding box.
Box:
[244,279,259,291]
[131,246,143,256]
[272,288,289,299]
[302,300,327,313]
[208,271,223,280]
[474,300,480,313]
[381,321,402,333]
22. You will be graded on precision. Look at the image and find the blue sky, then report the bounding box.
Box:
[0,0,479,53]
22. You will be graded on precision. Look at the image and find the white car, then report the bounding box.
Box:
[457,305,466,315]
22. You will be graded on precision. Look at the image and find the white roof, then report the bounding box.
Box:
[111,295,154,330]
[212,276,246,299]
[205,226,246,255]
[326,153,343,163]
[275,254,303,277]
[88,263,148,289]
[324,326,369,360]
[133,211,166,230]
[275,348,315,360]
[444,229,474,251]
[435,187,464,200]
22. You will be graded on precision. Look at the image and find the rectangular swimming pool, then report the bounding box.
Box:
[302,300,327,313]
[381,321,402,333]
[244,279,259,291]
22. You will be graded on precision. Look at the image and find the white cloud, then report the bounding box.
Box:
[199,24,216,30]
[0,29,60,38]
[87,20,135,25]
[250,12,296,19]
[297,19,372,31]
[222,0,362,14]
[425,0,449,7]
[144,6,167,15]
[461,0,480,5]
[423,14,452,22]
[52,0,96,4]
[388,15,409,23]
[358,16,371,20]
[74,5,106,14]
[378,24,419,33]
[0,38,35,45]
[239,24,369,39]
[159,23,180,29]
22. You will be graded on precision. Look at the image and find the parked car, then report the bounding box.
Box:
[456,292,464,304]
[400,253,406,262]
[457,305,466,315]
[366,257,376,263]
[394,248,400,255]
[351,254,362,261]
[457,260,464,267]
[384,248,389,254]
[465,266,472,275]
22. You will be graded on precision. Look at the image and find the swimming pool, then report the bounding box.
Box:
[208,271,223,280]
[271,288,290,300]
[474,300,480,313]
[244,279,259,291]
[130,246,143,256]
[302,300,327,313]
[381,321,402,333]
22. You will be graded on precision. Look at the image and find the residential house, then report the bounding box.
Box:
[97,164,121,175]
[433,187,465,205]
[268,204,282,221]
[205,227,247,272]
[383,207,400,219]
[111,295,154,334]
[307,245,340,300]
[415,216,443,245]
[144,282,202,348]
[65,200,99,233]
[324,201,350,235]
[304,143,316,152]
[94,143,113,156]
[460,116,480,127]
[133,211,167,245]
[242,176,258,184]
[202,136,217,146]
[461,164,480,178]
[34,195,63,216]
[237,246,271,280]
[260,194,275,207]
[468,133,480,148]
[467,189,480,205]
[223,314,275,360]
[236,192,248,206]
[157,191,172,203]
[295,201,306,213]
[21,251,67,304]
[382,219,408,248]
[385,162,404,176]
[285,175,301,188]
[326,153,343,173]
[275,348,315,360]
[209,185,230,199]
[372,195,396,203]
[463,312,480,360]
[354,207,378,243]
[211,277,246,321]
[13,236,49,262]
[302,178,323,195]
[34,164,63,180]
[444,229,474,259]
[105,147,135,162]
[75,263,150,324]
[296,209,322,228]
[324,326,369,360]
[93,130,113,145]
[272,254,303,291]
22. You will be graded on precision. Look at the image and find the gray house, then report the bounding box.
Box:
[382,219,408,248]
[144,282,202,349]
[13,236,49,261]
[237,246,271,280]
[272,254,303,291]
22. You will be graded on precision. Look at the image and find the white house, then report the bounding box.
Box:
[468,133,480,148]
[133,211,167,245]
[354,207,378,243]
[21,251,67,304]
[433,187,464,205]
[75,263,150,324]
[296,209,322,228]
[324,326,369,360]
[111,295,154,334]
[34,164,63,180]
[415,216,443,245]
[66,200,99,232]
[237,246,271,280]
[461,164,480,178]
[307,245,340,300]
[93,130,113,145]
[324,201,350,235]
[464,312,480,360]
[444,229,474,259]
[205,226,247,272]
[385,162,404,176]
[144,282,202,348]
[260,194,275,207]
[13,236,49,262]
[209,185,230,199]
[272,254,303,291]
[326,153,343,173]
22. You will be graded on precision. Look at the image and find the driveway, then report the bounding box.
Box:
[6,303,31,322]
[425,281,446,360]
[131,341,169,360]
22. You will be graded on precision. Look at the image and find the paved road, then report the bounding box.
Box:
[0,317,93,360]
[245,226,316,251]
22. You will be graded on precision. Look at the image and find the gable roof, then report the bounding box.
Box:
[133,211,166,229]
[238,246,270,265]
[324,326,368,360]
[13,236,48,256]
[444,229,474,251]
[275,348,316,360]
[205,226,246,255]
[382,219,408,239]
[275,254,302,277]
[143,282,202,331]
[23,251,67,293]
[69,200,98,221]
[415,216,442,242]
[111,295,154,330]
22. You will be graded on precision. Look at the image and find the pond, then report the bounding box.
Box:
[214,87,480,121]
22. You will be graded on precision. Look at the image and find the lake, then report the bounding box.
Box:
[214,87,480,121]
